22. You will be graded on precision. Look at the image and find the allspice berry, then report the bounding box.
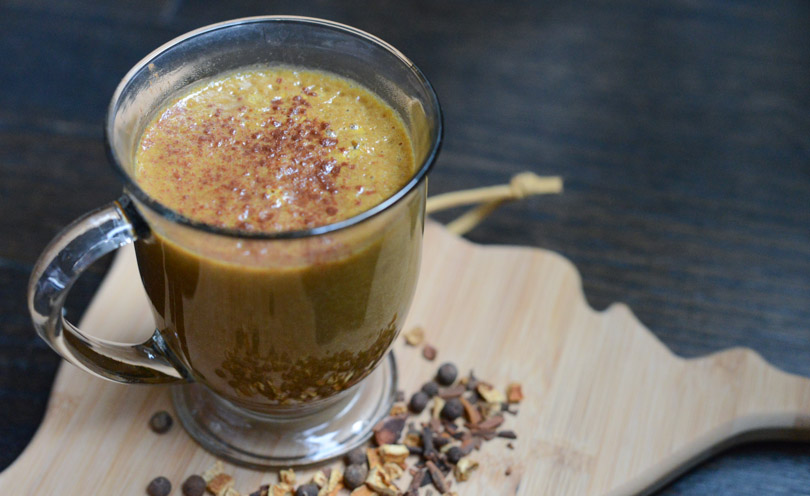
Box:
[436,363,458,386]
[146,476,171,496]
[441,397,464,421]
[409,391,429,413]
[421,381,440,397]
[343,464,368,490]
[181,475,206,496]
[149,411,173,434]
[446,446,463,464]
[345,447,367,466]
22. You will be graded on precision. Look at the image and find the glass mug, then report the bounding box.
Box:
[27,16,442,467]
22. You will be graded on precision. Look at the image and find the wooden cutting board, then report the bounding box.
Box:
[4,220,810,495]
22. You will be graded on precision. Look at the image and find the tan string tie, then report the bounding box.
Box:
[426,172,563,235]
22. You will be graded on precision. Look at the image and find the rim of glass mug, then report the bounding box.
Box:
[105,15,443,240]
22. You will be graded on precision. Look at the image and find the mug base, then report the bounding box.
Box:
[171,352,397,468]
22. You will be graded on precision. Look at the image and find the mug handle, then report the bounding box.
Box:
[27,196,186,384]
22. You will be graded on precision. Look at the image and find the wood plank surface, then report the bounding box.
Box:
[2,221,809,495]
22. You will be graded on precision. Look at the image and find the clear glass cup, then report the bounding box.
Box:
[27,16,442,467]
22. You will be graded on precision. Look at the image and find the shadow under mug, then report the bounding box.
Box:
[28,16,442,467]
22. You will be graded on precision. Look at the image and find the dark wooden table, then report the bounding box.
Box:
[2,0,809,493]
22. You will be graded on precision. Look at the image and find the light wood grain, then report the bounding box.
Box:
[2,220,809,495]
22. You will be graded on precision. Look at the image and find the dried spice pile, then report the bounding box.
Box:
[146,328,522,496]
[361,363,523,496]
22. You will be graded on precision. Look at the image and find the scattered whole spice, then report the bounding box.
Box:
[181,475,206,496]
[497,430,518,439]
[425,460,448,493]
[441,398,464,421]
[373,415,406,446]
[460,396,482,424]
[366,466,400,495]
[409,391,429,413]
[421,381,440,397]
[480,401,502,419]
[506,382,524,403]
[477,382,506,404]
[343,464,367,489]
[445,446,463,465]
[367,446,383,469]
[436,363,458,386]
[206,472,234,495]
[382,461,405,481]
[146,476,171,496]
[431,396,446,419]
[422,344,437,361]
[421,426,437,461]
[454,457,479,481]
[345,447,367,466]
[326,469,343,493]
[295,483,319,496]
[438,384,466,399]
[404,327,425,346]
[202,460,225,482]
[476,414,505,431]
[149,411,173,434]
[406,467,426,496]
[379,444,409,465]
